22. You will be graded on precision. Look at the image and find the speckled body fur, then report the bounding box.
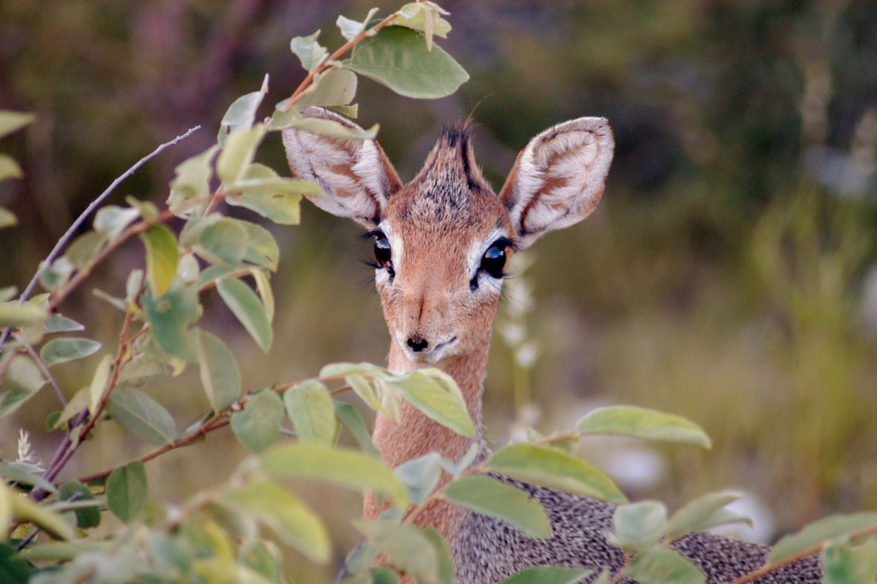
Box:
[283,108,824,584]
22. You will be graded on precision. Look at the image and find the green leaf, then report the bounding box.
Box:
[195,329,241,413]
[769,512,877,564]
[231,389,283,452]
[194,217,248,267]
[0,542,31,584]
[93,205,140,238]
[217,278,273,352]
[626,548,705,584]
[167,146,219,217]
[393,3,452,50]
[395,453,443,504]
[0,155,21,182]
[497,566,592,584]
[390,371,476,438]
[822,536,877,584]
[320,361,392,379]
[43,315,85,333]
[334,400,380,458]
[354,520,447,583]
[283,379,336,444]
[9,488,75,540]
[344,26,469,99]
[139,224,180,298]
[291,31,329,71]
[297,68,358,107]
[55,388,88,429]
[336,9,380,41]
[0,461,57,494]
[0,110,36,139]
[250,268,275,325]
[420,525,455,584]
[221,479,330,563]
[0,355,47,419]
[442,475,551,539]
[610,500,667,552]
[40,337,101,366]
[270,107,379,140]
[488,444,627,504]
[65,230,108,270]
[116,356,167,387]
[38,257,73,292]
[141,285,200,361]
[0,486,11,541]
[347,374,394,420]
[217,125,266,184]
[243,224,280,271]
[261,443,408,506]
[58,480,101,529]
[106,386,177,445]
[106,460,148,523]
[0,207,16,228]
[576,406,712,449]
[0,302,47,327]
[219,75,269,145]
[666,491,752,540]
[225,163,314,225]
[87,354,113,416]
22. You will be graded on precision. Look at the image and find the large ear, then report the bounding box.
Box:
[498,117,614,249]
[282,107,403,228]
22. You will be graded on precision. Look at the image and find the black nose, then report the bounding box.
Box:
[407,336,429,352]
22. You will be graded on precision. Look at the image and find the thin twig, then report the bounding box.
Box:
[23,343,66,407]
[0,125,201,352]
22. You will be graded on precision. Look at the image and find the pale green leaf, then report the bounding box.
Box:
[320,361,391,379]
[334,400,380,458]
[0,111,36,139]
[219,75,269,145]
[194,217,248,267]
[87,354,112,416]
[217,278,273,352]
[390,371,475,438]
[221,479,330,563]
[196,329,241,413]
[242,223,280,271]
[106,460,148,523]
[231,389,283,452]
[769,512,877,564]
[93,205,140,238]
[225,163,316,225]
[0,207,17,228]
[442,475,551,539]
[40,337,101,366]
[290,31,329,71]
[283,379,336,444]
[336,9,379,41]
[610,500,667,552]
[37,257,73,292]
[395,453,443,504]
[0,303,47,327]
[497,566,592,584]
[43,315,84,333]
[347,374,394,420]
[626,548,705,584]
[261,443,408,506]
[344,26,469,99]
[55,388,88,429]
[822,536,877,584]
[420,525,455,584]
[576,406,712,449]
[0,154,21,181]
[10,488,75,540]
[354,520,445,583]
[250,268,275,322]
[126,195,159,220]
[0,287,15,303]
[217,125,266,184]
[297,68,358,107]
[116,357,166,387]
[488,444,627,504]
[0,461,57,494]
[393,3,452,49]
[0,484,11,541]
[666,491,751,540]
[139,224,179,298]
[0,355,47,418]
[106,386,177,445]
[65,230,108,270]
[270,107,379,140]
[141,285,200,361]
[167,146,218,216]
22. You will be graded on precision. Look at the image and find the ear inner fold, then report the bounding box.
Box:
[282,107,402,227]
[499,117,614,249]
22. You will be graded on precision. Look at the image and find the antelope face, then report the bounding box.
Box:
[283,107,613,368]
[369,134,514,364]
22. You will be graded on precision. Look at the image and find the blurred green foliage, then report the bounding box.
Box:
[1,0,877,572]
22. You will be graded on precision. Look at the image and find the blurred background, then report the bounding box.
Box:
[2,0,877,580]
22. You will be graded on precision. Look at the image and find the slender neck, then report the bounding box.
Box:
[373,337,491,469]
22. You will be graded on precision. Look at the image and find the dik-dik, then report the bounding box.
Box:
[283,107,821,584]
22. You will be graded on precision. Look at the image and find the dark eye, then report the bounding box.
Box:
[480,241,508,279]
[374,236,392,269]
